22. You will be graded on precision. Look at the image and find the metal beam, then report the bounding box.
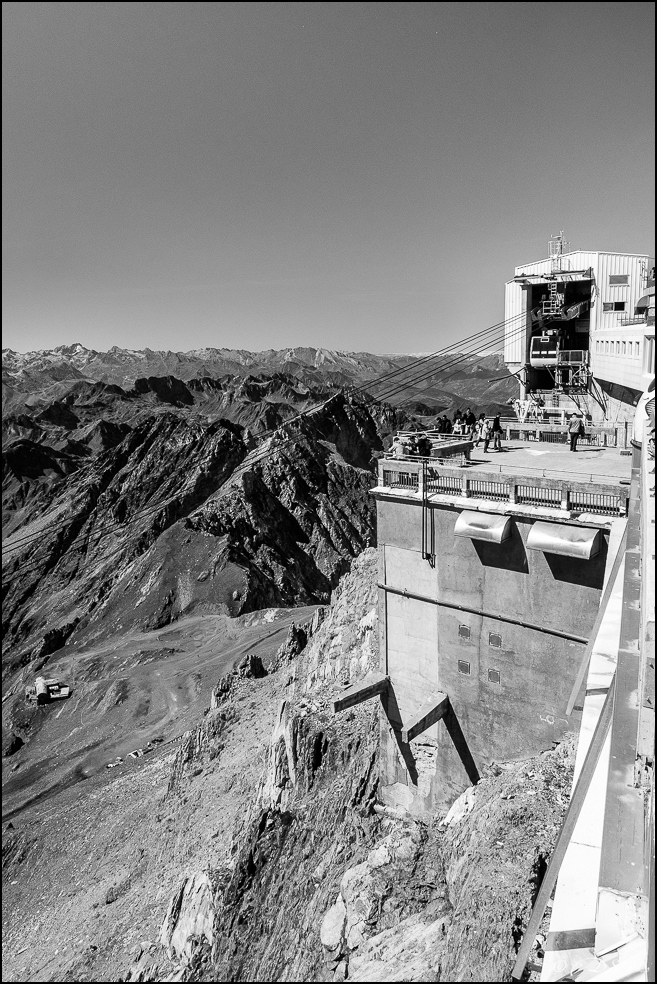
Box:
[378,583,588,645]
[511,676,616,982]
[401,692,450,743]
[332,672,389,714]
[566,525,628,715]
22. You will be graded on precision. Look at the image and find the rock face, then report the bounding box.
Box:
[2,380,384,693]
[144,547,574,984]
[160,871,216,960]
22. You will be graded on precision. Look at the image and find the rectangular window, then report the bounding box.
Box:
[622,341,627,355]
[605,341,610,353]
[458,624,470,640]
[635,341,641,357]
[458,660,471,675]
[489,632,502,648]
[603,301,627,312]
[603,302,613,312]
[614,302,626,312]
[609,275,629,285]
[616,341,621,354]
[488,669,501,685]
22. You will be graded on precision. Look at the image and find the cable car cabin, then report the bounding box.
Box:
[529,332,560,368]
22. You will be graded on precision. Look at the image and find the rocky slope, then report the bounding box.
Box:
[2,382,386,687]
[120,549,574,984]
[1,549,573,983]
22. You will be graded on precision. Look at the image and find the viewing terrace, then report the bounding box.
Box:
[375,434,631,521]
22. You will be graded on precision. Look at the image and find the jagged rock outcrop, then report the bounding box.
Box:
[167,705,236,795]
[3,387,380,682]
[270,622,309,668]
[160,871,216,960]
[141,547,573,983]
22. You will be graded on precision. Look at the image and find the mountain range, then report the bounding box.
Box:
[2,343,515,415]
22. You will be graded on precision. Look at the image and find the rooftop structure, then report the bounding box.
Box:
[504,234,654,425]
[25,676,71,704]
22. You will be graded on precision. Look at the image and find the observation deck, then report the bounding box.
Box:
[375,437,631,522]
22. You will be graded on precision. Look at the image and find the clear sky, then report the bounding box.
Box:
[3,1,655,354]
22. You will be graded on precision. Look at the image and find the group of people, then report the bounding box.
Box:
[391,407,506,457]
[439,407,505,452]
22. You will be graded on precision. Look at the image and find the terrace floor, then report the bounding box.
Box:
[463,440,631,485]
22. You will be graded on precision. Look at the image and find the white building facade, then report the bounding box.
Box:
[504,245,654,422]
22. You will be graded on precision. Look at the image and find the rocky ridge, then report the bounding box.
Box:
[2,344,515,414]
[126,549,574,983]
[2,387,384,694]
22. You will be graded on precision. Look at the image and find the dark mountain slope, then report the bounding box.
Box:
[2,392,381,684]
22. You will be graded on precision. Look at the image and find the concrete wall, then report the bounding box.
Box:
[376,496,611,815]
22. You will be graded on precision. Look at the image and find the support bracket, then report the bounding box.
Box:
[401,692,450,743]
[332,672,389,714]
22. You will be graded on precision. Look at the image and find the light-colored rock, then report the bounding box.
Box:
[320,895,347,952]
[441,784,477,827]
[159,871,214,960]
[348,913,450,982]
[367,844,391,869]
[339,861,377,951]
[260,700,298,810]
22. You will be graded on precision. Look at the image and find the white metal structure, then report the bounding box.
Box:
[504,244,653,417]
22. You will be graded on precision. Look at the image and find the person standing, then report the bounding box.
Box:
[482,416,493,453]
[568,412,584,452]
[492,413,503,451]
[473,413,485,448]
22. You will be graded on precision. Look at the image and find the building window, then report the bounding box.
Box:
[489,632,502,648]
[603,301,626,312]
[488,669,501,685]
[616,341,621,354]
[458,624,470,640]
[635,341,641,357]
[609,275,629,286]
[605,341,609,353]
[458,660,471,675]
[622,341,626,355]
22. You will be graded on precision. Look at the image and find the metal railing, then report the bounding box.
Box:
[558,350,588,364]
[569,490,625,516]
[516,484,562,508]
[381,468,418,491]
[468,479,509,502]
[505,422,629,448]
[376,458,630,517]
[425,472,463,495]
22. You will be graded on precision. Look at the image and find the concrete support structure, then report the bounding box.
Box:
[332,672,389,713]
[371,451,630,817]
[401,692,449,744]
